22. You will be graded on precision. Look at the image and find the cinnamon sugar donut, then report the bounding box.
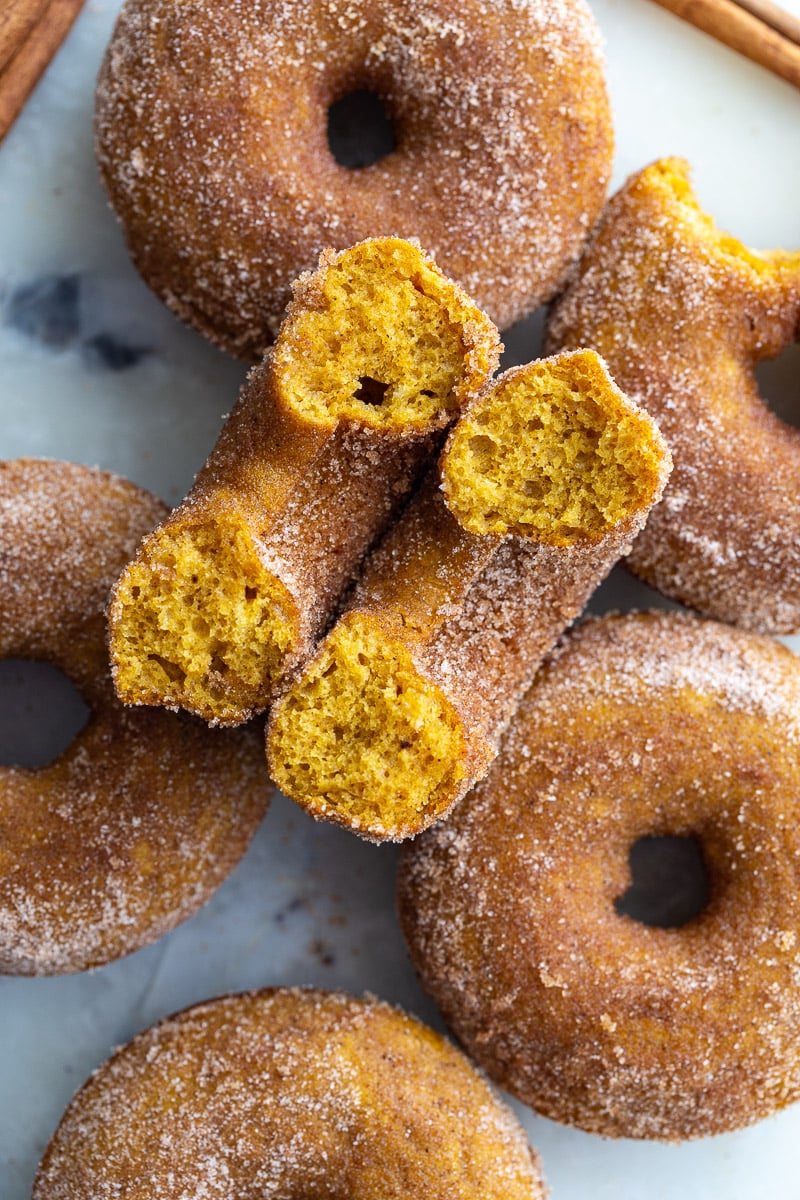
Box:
[268,351,670,841]
[399,611,800,1140]
[109,238,499,726]
[0,459,270,974]
[34,988,546,1198]
[547,157,800,634]
[95,0,613,360]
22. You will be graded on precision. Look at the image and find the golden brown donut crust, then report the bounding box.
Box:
[547,157,800,634]
[398,611,800,1140]
[34,988,546,1199]
[95,0,613,360]
[0,459,271,974]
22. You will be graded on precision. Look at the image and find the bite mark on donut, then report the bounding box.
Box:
[546,156,800,632]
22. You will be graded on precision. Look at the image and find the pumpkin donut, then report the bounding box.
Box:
[398,611,800,1140]
[547,157,800,634]
[268,350,670,841]
[0,459,271,975]
[34,988,546,1198]
[108,238,499,726]
[95,0,613,359]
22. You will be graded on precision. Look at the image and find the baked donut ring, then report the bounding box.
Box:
[547,157,800,633]
[398,611,800,1140]
[0,459,271,975]
[109,238,499,726]
[95,0,613,359]
[34,988,546,1198]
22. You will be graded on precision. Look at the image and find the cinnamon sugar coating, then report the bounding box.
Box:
[267,351,670,841]
[398,611,800,1140]
[95,0,613,360]
[547,157,800,634]
[34,988,546,1199]
[109,238,499,726]
[0,459,271,975]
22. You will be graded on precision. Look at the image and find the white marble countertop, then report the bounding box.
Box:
[1,0,799,1196]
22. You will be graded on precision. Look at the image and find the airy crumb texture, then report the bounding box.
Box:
[547,157,800,633]
[441,349,669,544]
[398,611,800,1141]
[274,238,498,432]
[110,520,297,726]
[34,989,546,1199]
[268,613,466,838]
[109,237,500,726]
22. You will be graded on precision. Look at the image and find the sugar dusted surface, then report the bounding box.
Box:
[5,0,800,1196]
[398,611,800,1140]
[95,0,612,358]
[34,988,545,1199]
[547,158,800,634]
[0,460,271,974]
[271,356,670,843]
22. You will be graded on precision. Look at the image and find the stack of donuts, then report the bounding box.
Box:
[4,0,800,1193]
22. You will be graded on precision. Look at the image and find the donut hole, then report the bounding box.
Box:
[755,342,800,430]
[269,613,466,838]
[354,375,390,407]
[275,239,497,432]
[615,834,710,928]
[442,350,668,544]
[0,659,89,768]
[327,89,396,168]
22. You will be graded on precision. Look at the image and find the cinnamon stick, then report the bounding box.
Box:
[0,0,49,73]
[650,0,800,89]
[0,0,86,144]
[734,0,800,45]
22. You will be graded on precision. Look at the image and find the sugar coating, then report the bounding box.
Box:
[0,459,271,975]
[95,0,613,359]
[398,610,800,1140]
[547,157,800,634]
[268,351,671,841]
[34,988,546,1198]
[109,239,500,726]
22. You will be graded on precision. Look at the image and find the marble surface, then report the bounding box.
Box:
[1,0,799,1196]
